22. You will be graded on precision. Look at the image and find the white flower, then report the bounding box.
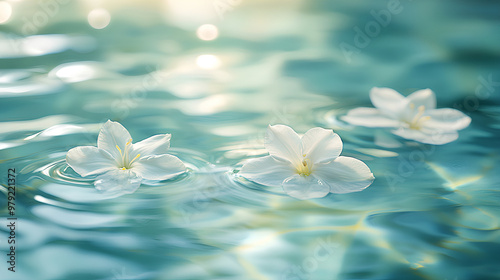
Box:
[239,125,374,200]
[342,87,471,145]
[66,120,186,195]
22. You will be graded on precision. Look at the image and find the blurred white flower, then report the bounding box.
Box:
[342,87,471,145]
[239,125,374,200]
[66,120,186,195]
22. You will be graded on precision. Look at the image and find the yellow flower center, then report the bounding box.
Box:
[115,138,141,170]
[407,103,432,130]
[296,154,312,177]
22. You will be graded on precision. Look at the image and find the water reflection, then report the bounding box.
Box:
[50,63,97,83]
[0,33,96,58]
[196,54,221,70]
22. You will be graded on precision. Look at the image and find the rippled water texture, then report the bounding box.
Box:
[1,1,500,279]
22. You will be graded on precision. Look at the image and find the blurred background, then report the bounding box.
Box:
[1,0,500,279]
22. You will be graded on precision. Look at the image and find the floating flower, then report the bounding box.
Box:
[66,120,186,195]
[342,87,471,145]
[239,125,374,200]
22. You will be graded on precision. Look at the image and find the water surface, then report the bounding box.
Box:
[1,1,500,279]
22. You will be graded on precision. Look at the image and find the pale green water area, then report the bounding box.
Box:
[1,1,500,279]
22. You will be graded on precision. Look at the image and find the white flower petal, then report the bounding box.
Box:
[406,88,436,110]
[66,146,116,177]
[132,134,171,158]
[314,156,374,194]
[239,155,296,186]
[133,154,186,181]
[282,174,330,200]
[369,87,407,119]
[301,127,343,164]
[423,108,471,131]
[94,169,142,195]
[265,124,302,164]
[342,107,401,127]
[392,127,459,145]
[97,120,132,161]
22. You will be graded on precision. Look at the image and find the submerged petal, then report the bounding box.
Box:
[133,154,186,181]
[314,156,374,194]
[301,127,343,164]
[282,174,330,199]
[239,155,296,186]
[392,127,459,145]
[406,88,436,110]
[132,134,171,158]
[94,169,142,195]
[369,87,407,119]
[423,108,471,131]
[97,120,132,161]
[265,124,302,164]
[66,146,116,177]
[342,107,401,127]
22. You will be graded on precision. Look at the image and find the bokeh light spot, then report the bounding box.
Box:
[0,1,13,24]
[196,24,219,41]
[88,8,111,29]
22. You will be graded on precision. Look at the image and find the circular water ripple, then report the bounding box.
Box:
[229,170,287,198]
[42,158,94,185]
[35,147,210,183]
[13,147,214,207]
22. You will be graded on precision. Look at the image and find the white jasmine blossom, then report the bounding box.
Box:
[239,125,374,200]
[342,87,471,145]
[66,120,186,195]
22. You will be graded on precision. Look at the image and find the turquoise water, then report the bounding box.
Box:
[1,1,500,279]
